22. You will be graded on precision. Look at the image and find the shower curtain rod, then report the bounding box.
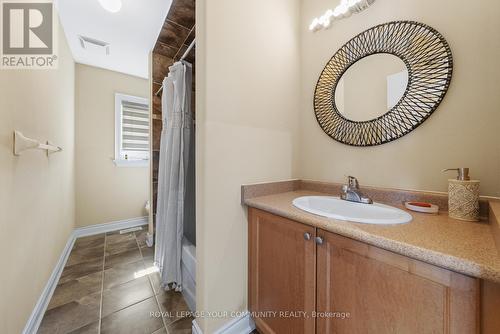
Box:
[155,39,195,97]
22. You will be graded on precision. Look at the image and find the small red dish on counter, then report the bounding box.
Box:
[404,201,439,214]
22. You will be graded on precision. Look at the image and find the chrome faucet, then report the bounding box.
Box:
[340,176,373,204]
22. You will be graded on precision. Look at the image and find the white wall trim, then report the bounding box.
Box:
[22,216,149,334]
[192,319,203,334]
[192,313,255,334]
[22,235,76,334]
[113,158,149,168]
[74,216,148,238]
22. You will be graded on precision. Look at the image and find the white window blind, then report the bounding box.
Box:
[121,100,149,153]
[115,94,150,165]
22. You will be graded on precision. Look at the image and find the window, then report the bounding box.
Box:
[114,93,150,167]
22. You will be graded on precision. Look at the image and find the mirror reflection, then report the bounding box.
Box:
[335,54,408,122]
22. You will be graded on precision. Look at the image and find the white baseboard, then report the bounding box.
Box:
[181,281,196,314]
[22,235,76,334]
[192,313,255,334]
[22,216,149,334]
[74,216,148,238]
[192,319,203,334]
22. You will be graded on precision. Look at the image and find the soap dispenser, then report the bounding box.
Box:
[442,168,480,222]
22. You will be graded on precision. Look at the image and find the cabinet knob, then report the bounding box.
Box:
[303,232,311,241]
[315,236,324,245]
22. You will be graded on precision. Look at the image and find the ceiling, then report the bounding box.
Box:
[56,0,172,78]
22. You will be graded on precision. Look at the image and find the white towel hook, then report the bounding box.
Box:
[13,131,63,156]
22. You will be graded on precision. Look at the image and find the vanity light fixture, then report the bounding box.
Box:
[309,0,376,32]
[98,0,122,13]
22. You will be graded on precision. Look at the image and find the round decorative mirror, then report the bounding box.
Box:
[334,53,408,122]
[314,21,453,146]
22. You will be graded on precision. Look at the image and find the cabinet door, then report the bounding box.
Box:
[248,208,316,334]
[316,231,479,334]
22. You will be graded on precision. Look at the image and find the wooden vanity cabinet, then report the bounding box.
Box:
[248,208,316,334]
[316,230,479,334]
[248,208,480,334]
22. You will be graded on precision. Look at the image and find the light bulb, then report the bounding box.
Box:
[322,17,331,28]
[98,0,122,13]
[309,18,321,31]
[324,9,334,19]
[338,4,349,15]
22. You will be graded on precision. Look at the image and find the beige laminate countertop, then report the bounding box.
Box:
[244,190,500,283]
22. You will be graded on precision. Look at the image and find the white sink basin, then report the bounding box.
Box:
[292,196,412,225]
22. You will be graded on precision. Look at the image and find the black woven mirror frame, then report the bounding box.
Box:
[314,21,453,146]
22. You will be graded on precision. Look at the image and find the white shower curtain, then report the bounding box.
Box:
[155,61,193,291]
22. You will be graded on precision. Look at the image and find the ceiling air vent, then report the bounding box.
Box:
[78,35,110,55]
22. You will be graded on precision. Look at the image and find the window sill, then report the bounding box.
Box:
[113,159,149,168]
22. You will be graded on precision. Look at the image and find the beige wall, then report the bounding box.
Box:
[75,64,149,227]
[299,0,500,197]
[196,0,301,331]
[0,22,75,333]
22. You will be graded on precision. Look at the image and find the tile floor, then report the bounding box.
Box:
[38,229,193,334]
